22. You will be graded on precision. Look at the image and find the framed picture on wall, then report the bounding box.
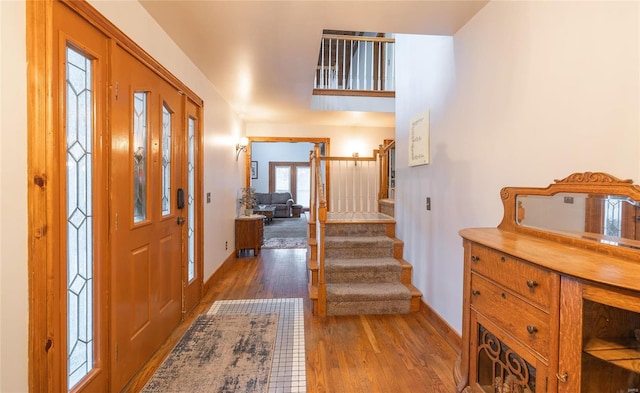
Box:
[409,109,430,167]
[251,161,258,179]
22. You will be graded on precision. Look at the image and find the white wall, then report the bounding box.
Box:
[395,1,640,334]
[246,123,394,158]
[88,1,244,280]
[0,2,28,391]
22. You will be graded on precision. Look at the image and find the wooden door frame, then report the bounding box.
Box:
[243,136,330,188]
[27,1,204,391]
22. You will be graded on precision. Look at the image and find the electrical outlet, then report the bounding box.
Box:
[426,197,431,211]
[207,192,211,203]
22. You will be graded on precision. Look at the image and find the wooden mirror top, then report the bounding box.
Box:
[497,172,640,261]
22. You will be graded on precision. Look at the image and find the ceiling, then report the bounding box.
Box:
[139,1,489,128]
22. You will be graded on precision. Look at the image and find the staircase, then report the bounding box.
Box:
[308,215,422,316]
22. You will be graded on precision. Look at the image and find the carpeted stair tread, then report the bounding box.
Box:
[324,236,394,259]
[325,236,393,248]
[325,257,402,283]
[325,257,402,271]
[325,223,388,237]
[326,282,412,301]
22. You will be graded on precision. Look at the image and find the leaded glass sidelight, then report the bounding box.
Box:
[66,45,94,389]
[161,105,172,216]
[133,92,148,223]
[187,117,196,281]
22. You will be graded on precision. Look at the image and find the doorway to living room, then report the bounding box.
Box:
[244,137,326,249]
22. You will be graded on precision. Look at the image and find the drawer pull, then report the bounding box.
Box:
[471,255,480,262]
[556,372,568,383]
[500,256,506,262]
[526,280,539,288]
[526,325,538,334]
[472,289,481,296]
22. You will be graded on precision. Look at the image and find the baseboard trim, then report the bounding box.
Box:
[419,300,461,354]
[202,252,237,295]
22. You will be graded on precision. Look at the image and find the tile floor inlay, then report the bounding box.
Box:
[208,298,306,393]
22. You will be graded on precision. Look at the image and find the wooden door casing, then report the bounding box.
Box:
[29,2,204,391]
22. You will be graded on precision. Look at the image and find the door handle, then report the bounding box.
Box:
[177,217,186,225]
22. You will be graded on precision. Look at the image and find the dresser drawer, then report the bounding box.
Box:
[470,273,550,359]
[468,243,556,310]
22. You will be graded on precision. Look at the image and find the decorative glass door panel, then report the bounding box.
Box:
[66,45,95,390]
[187,117,196,281]
[161,104,172,216]
[132,92,148,223]
[182,101,202,315]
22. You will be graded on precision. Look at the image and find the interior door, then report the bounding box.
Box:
[110,44,184,391]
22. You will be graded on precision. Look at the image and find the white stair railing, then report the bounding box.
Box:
[314,34,395,92]
[326,156,380,213]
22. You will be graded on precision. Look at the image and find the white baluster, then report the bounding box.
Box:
[342,38,346,90]
[349,40,354,90]
[377,41,382,91]
[321,38,325,88]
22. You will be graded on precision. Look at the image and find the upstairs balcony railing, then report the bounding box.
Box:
[314,33,395,95]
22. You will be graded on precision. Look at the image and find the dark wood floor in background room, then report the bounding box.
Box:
[124,248,458,393]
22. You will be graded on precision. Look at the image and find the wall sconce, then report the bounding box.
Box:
[235,137,248,161]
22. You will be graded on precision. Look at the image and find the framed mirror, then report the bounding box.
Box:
[498,172,640,258]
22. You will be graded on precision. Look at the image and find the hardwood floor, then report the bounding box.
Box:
[123,248,459,392]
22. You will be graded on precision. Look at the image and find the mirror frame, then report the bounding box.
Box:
[498,172,640,261]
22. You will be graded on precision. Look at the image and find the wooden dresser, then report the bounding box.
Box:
[455,172,640,393]
[234,215,264,257]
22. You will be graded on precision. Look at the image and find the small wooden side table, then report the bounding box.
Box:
[235,215,265,257]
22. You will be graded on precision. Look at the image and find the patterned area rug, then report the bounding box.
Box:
[142,313,279,393]
[208,298,306,392]
[262,237,308,249]
[263,217,308,249]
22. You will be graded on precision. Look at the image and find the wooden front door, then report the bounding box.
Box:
[30,2,204,391]
[110,44,184,391]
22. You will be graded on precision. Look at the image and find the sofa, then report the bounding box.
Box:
[254,192,294,218]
